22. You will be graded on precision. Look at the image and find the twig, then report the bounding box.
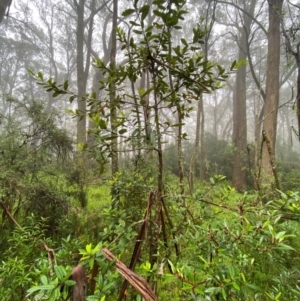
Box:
[0,199,22,229]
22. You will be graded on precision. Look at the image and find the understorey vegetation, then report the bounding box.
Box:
[1,0,300,300]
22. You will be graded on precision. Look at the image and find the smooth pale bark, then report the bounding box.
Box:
[261,0,283,181]
[74,0,95,145]
[232,0,256,191]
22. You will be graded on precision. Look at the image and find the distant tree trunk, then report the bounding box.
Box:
[0,0,11,24]
[189,2,215,188]
[232,0,256,191]
[75,0,90,145]
[189,95,201,192]
[110,0,118,176]
[189,93,206,191]
[176,106,185,195]
[261,0,283,182]
[199,94,207,180]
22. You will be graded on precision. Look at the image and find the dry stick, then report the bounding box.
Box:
[262,130,281,190]
[0,199,22,229]
[102,248,159,301]
[117,191,155,301]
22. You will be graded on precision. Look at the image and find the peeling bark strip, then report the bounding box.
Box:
[71,266,87,301]
[102,248,159,301]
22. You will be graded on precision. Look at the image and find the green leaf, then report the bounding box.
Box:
[27,284,56,294]
[99,119,107,130]
[118,129,127,134]
[232,282,240,291]
[153,10,165,19]
[230,60,237,70]
[205,287,220,294]
[140,5,150,23]
[69,95,76,103]
[37,71,44,80]
[141,87,153,98]
[40,275,48,285]
[133,29,143,35]
[54,265,65,280]
[129,21,139,26]
[65,280,76,286]
[166,16,178,27]
[181,38,188,47]
[122,8,136,17]
[240,272,246,283]
[63,80,69,91]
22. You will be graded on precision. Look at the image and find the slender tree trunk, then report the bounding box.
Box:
[232,0,256,191]
[199,94,207,180]
[76,0,87,144]
[189,96,201,192]
[176,106,184,195]
[110,0,118,175]
[261,0,283,182]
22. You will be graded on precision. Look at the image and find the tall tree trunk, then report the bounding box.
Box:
[261,0,283,183]
[76,0,87,144]
[232,0,256,191]
[110,0,118,176]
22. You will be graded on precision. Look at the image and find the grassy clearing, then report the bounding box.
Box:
[87,182,111,211]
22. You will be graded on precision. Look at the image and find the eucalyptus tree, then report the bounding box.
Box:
[110,0,119,177]
[260,0,283,188]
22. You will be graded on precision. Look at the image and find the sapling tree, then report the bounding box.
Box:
[29,0,236,296]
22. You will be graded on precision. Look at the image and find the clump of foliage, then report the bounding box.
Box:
[0,98,87,243]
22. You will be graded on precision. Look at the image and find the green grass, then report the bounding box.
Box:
[87,183,111,211]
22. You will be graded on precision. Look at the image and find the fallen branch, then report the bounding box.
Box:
[102,248,159,301]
